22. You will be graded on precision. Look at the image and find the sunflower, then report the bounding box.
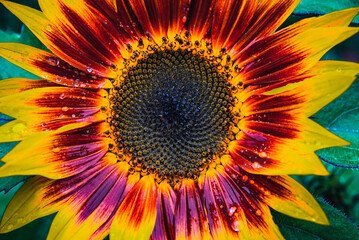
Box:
[0,0,358,239]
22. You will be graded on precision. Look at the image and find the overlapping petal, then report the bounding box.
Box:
[151,181,176,240]
[47,160,129,240]
[175,179,211,240]
[0,0,117,79]
[0,155,121,234]
[0,122,110,178]
[110,175,157,240]
[0,43,112,88]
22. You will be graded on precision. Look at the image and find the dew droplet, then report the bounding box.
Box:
[59,93,65,99]
[12,123,27,133]
[52,147,60,153]
[62,106,68,112]
[55,78,62,83]
[182,16,187,23]
[252,162,261,169]
[229,206,237,216]
[258,152,267,158]
[242,175,248,182]
[231,220,240,232]
[45,24,53,32]
[87,67,93,73]
[255,209,262,216]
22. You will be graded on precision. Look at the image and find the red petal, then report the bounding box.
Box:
[175,179,210,240]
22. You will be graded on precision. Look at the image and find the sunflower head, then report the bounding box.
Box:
[0,0,358,239]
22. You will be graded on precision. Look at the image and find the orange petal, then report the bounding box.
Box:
[114,0,145,39]
[207,166,284,239]
[230,0,301,59]
[127,0,169,41]
[235,27,358,87]
[168,0,191,38]
[174,178,210,240]
[211,0,257,51]
[185,0,215,40]
[110,175,157,240]
[228,137,330,176]
[0,86,107,142]
[0,78,57,98]
[38,0,125,64]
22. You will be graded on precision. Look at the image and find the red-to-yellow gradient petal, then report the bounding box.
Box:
[229,0,301,59]
[174,178,211,240]
[151,181,177,240]
[0,122,110,179]
[222,159,329,225]
[0,0,117,79]
[110,175,157,240]
[46,161,129,240]
[211,0,257,51]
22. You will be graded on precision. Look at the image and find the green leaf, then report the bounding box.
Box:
[293,0,359,24]
[313,79,359,168]
[274,198,359,240]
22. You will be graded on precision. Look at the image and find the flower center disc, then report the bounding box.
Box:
[110,39,236,184]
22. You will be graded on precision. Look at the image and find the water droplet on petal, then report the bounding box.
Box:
[258,152,267,158]
[87,67,93,73]
[255,209,262,216]
[252,162,261,168]
[231,220,240,232]
[229,206,237,216]
[45,24,53,32]
[55,78,62,83]
[242,175,248,182]
[52,147,60,153]
[182,16,187,23]
[59,93,65,99]
[62,106,68,112]
[12,123,27,133]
